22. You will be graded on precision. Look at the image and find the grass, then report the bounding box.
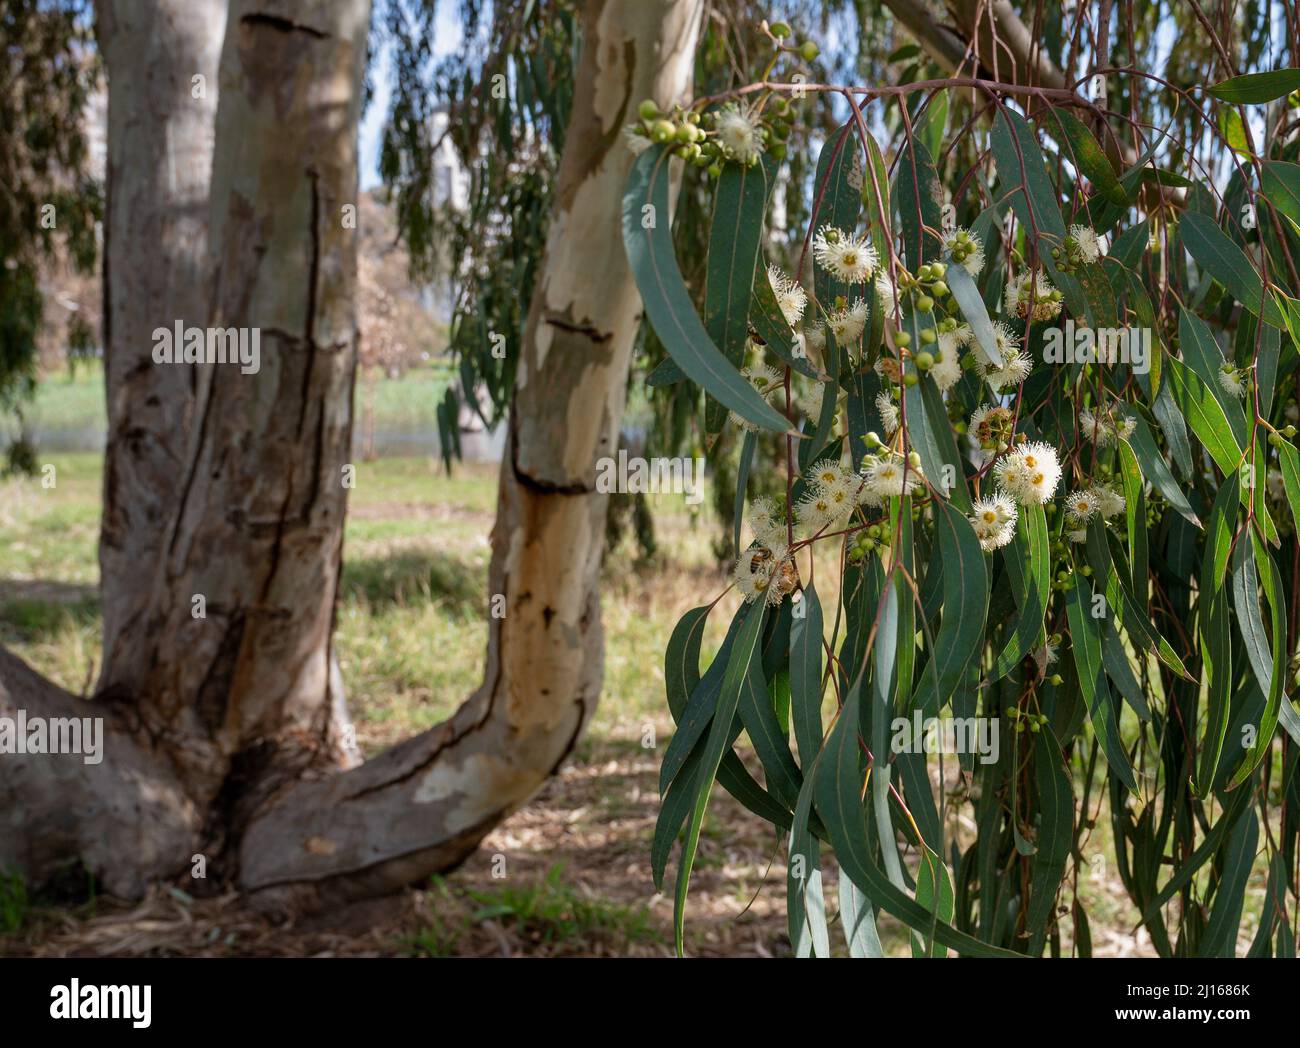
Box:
[409,866,659,957]
[0,452,1272,957]
[21,361,458,436]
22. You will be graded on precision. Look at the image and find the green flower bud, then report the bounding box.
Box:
[770,21,791,38]
[903,372,919,387]
[799,41,819,61]
[638,99,661,121]
[915,295,934,312]
[652,119,676,143]
[920,328,937,345]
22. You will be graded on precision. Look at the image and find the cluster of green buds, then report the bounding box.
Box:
[767,21,820,63]
[1007,706,1050,734]
[899,261,953,317]
[1267,423,1298,448]
[1050,563,1077,592]
[848,521,893,563]
[946,228,980,269]
[634,100,708,162]
[1050,230,1092,273]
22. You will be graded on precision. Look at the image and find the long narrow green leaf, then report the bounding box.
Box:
[622,146,790,433]
[911,497,988,713]
[673,597,768,955]
[1209,68,1300,104]
[1066,560,1138,791]
[992,504,1049,678]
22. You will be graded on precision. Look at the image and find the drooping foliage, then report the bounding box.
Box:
[629,11,1300,957]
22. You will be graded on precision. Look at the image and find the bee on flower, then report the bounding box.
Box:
[875,352,906,384]
[713,103,764,165]
[1003,270,1063,322]
[813,226,878,283]
[994,441,1062,505]
[827,298,869,345]
[734,541,799,605]
[969,493,1018,551]
[941,226,985,277]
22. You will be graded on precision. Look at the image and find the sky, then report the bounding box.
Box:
[358,3,464,190]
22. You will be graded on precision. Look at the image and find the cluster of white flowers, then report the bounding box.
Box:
[993,441,1063,505]
[1003,270,1063,322]
[1078,404,1136,446]
[861,451,923,502]
[813,226,878,283]
[972,322,1033,391]
[968,492,1018,551]
[1218,363,1248,397]
[827,298,868,345]
[733,542,799,604]
[796,459,866,533]
[734,498,799,605]
[727,362,784,431]
[714,104,764,165]
[767,264,807,327]
[1064,484,1125,540]
[941,227,985,277]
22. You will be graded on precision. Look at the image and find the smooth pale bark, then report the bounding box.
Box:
[236,0,705,914]
[96,0,227,698]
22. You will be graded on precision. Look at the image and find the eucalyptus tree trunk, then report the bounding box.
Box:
[117,0,371,814]
[2,0,704,913]
[2,0,370,892]
[236,0,705,913]
[96,0,227,698]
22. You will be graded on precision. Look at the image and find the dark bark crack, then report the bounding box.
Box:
[241,13,327,39]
